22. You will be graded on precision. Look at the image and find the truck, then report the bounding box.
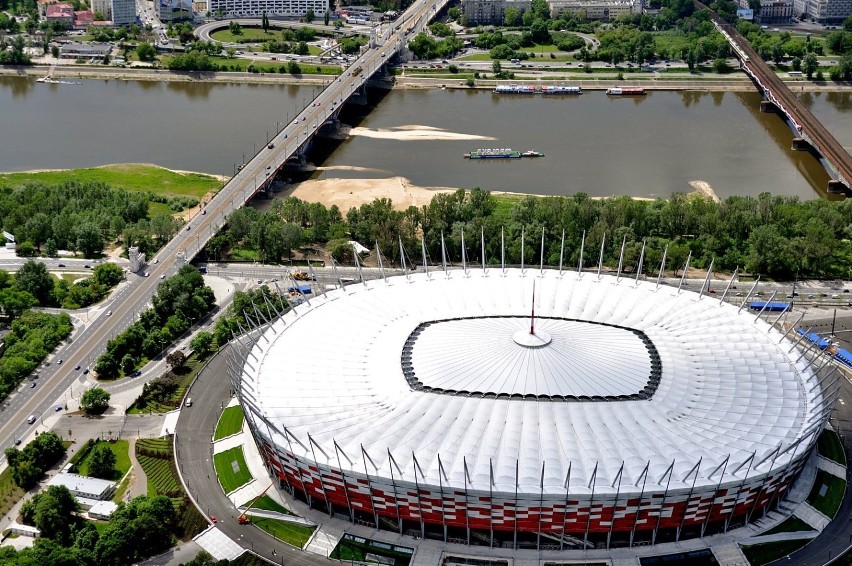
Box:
[292,270,314,281]
[352,66,363,77]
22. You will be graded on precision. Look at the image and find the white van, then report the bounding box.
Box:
[185,398,192,407]
[27,415,36,424]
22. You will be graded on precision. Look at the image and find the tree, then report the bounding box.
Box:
[27,485,79,544]
[190,331,214,357]
[228,21,242,35]
[287,60,301,74]
[408,32,437,59]
[14,260,53,305]
[50,44,58,58]
[803,52,818,79]
[92,262,124,287]
[80,388,110,415]
[261,11,268,32]
[88,444,118,479]
[324,9,329,26]
[280,222,303,260]
[75,223,104,258]
[304,8,314,22]
[166,350,186,370]
[136,42,157,62]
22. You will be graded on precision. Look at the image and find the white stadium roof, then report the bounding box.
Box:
[241,269,825,496]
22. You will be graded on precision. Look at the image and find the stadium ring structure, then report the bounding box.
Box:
[229,251,837,550]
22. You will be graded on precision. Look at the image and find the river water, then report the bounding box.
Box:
[1,76,849,200]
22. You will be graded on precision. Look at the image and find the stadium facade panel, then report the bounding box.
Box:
[234,268,829,548]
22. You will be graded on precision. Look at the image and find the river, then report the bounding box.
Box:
[1,76,849,200]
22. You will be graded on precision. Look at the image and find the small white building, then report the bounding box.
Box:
[88,500,119,520]
[47,473,116,506]
[8,523,40,538]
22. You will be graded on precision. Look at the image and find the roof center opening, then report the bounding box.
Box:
[401,316,661,400]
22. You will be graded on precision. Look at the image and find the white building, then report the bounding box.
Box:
[88,500,119,519]
[758,0,794,23]
[795,0,851,23]
[206,0,328,19]
[548,0,640,19]
[460,0,532,25]
[47,473,116,507]
[110,0,135,25]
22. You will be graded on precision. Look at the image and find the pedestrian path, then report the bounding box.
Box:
[794,502,831,531]
[305,525,344,558]
[711,543,750,566]
[193,526,245,561]
[817,455,847,478]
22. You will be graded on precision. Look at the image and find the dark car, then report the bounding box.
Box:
[30,382,36,388]
[14,439,21,446]
[75,365,81,370]
[57,263,66,267]
[132,370,142,377]
[83,368,89,374]
[55,405,62,412]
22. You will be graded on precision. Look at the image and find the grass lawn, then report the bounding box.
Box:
[204,56,342,75]
[0,164,221,199]
[763,516,816,535]
[93,520,111,535]
[0,466,25,521]
[817,428,846,466]
[214,446,253,493]
[214,405,245,440]
[330,538,413,566]
[211,27,280,43]
[806,469,846,518]
[740,539,810,566]
[247,494,293,515]
[74,439,131,482]
[250,517,315,548]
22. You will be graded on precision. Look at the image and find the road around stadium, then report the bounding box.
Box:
[173,295,852,566]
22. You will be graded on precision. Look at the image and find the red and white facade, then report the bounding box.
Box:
[234,267,829,549]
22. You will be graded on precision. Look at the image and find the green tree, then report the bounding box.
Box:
[503,6,521,26]
[0,288,39,318]
[44,238,58,257]
[166,350,186,370]
[190,331,214,357]
[92,262,124,287]
[287,60,301,74]
[50,44,59,58]
[75,223,105,258]
[136,42,157,62]
[121,353,136,375]
[261,11,268,32]
[88,444,118,479]
[27,485,80,544]
[228,20,242,35]
[803,52,819,79]
[324,9,329,25]
[408,32,437,59]
[14,260,53,305]
[80,387,110,415]
[304,8,315,22]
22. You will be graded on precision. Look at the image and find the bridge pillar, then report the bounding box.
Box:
[760,100,779,113]
[791,138,811,151]
[827,180,851,196]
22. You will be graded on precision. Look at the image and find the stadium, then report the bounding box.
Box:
[232,261,833,550]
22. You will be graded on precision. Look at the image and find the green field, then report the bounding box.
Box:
[247,494,293,515]
[0,163,222,199]
[740,539,810,566]
[74,439,131,481]
[202,55,342,75]
[762,516,816,535]
[249,517,315,548]
[817,428,846,466]
[213,446,253,493]
[330,538,413,566]
[136,438,182,507]
[807,469,846,518]
[211,27,280,43]
[214,405,245,440]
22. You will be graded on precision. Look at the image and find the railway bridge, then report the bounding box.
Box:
[706,11,852,194]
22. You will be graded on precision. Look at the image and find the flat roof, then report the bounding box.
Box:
[48,472,115,497]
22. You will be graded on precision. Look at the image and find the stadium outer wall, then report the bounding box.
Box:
[245,428,810,549]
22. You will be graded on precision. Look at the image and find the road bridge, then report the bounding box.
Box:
[704,7,852,194]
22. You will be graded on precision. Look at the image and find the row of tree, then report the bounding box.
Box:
[4,431,66,490]
[210,190,852,282]
[0,180,185,259]
[0,311,72,403]
[1,490,178,565]
[94,265,216,379]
